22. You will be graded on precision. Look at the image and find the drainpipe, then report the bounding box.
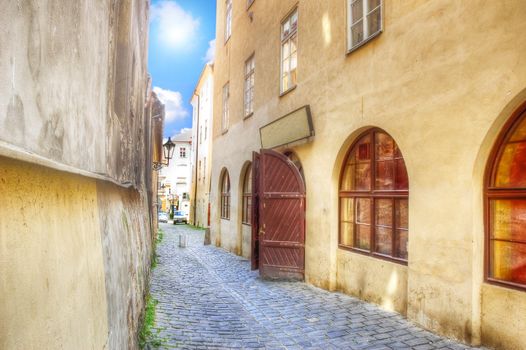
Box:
[192,93,200,226]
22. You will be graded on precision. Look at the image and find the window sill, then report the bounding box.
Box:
[242,222,251,226]
[220,217,230,221]
[243,112,254,120]
[338,244,408,266]
[279,85,296,98]
[346,31,382,56]
[485,277,526,292]
[221,129,229,135]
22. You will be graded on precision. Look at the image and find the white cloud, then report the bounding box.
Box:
[153,86,189,122]
[204,39,216,63]
[151,1,200,50]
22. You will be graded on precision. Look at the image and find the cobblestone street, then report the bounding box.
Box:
[149,224,484,350]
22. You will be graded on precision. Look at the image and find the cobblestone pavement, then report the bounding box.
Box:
[149,223,484,350]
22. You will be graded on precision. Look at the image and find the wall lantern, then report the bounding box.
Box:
[153,137,176,171]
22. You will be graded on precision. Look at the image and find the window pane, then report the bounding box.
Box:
[341,222,354,247]
[291,68,297,86]
[375,199,393,255]
[355,163,371,190]
[376,132,395,160]
[341,198,354,223]
[395,199,408,229]
[375,160,395,190]
[351,0,363,23]
[291,11,298,29]
[375,199,393,226]
[491,199,526,242]
[291,52,297,70]
[351,22,364,45]
[282,20,290,38]
[291,34,297,54]
[284,40,291,58]
[367,8,382,35]
[494,141,526,187]
[356,198,371,224]
[510,116,526,142]
[395,229,408,260]
[356,224,371,250]
[375,226,392,255]
[282,74,289,91]
[341,163,355,190]
[367,0,381,10]
[491,241,526,285]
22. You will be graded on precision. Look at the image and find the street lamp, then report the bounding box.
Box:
[153,137,176,171]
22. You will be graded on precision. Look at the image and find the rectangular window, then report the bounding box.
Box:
[225,0,232,42]
[280,8,298,94]
[199,125,203,144]
[347,0,383,52]
[198,160,202,182]
[204,119,208,140]
[244,55,255,117]
[180,147,186,158]
[222,83,230,132]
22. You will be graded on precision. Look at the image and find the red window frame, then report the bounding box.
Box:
[339,128,409,265]
[221,171,231,220]
[484,102,526,291]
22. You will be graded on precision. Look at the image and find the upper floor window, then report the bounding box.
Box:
[221,170,231,220]
[244,55,255,117]
[347,0,383,52]
[486,103,526,290]
[280,8,298,94]
[222,83,230,133]
[225,0,232,42]
[242,165,252,225]
[204,119,208,140]
[339,129,409,263]
[180,147,187,158]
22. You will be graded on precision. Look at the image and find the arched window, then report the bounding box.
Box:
[339,129,409,263]
[242,165,252,225]
[221,170,231,220]
[486,104,526,289]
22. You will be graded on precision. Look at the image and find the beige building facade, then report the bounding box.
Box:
[0,1,158,348]
[210,0,526,348]
[190,64,214,227]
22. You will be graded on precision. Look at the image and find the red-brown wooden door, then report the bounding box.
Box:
[253,149,305,280]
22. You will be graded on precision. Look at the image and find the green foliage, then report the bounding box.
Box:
[138,295,163,348]
[185,224,205,231]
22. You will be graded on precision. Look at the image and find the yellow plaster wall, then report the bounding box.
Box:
[211,0,526,347]
[0,157,108,349]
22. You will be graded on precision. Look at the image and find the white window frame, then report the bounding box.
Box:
[222,83,230,133]
[347,0,383,53]
[280,8,298,94]
[225,0,232,43]
[244,54,255,117]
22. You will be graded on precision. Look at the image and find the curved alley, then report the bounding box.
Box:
[147,224,484,350]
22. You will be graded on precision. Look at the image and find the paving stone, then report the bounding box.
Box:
[146,224,487,350]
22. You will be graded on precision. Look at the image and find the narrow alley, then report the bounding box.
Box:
[147,224,484,350]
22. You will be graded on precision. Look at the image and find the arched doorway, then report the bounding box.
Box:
[251,149,306,280]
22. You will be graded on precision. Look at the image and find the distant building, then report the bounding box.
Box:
[159,129,193,215]
[209,1,526,349]
[190,64,214,227]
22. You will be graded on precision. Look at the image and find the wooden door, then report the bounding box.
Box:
[251,151,260,270]
[257,149,305,280]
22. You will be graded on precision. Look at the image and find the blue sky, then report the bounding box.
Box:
[149,0,217,137]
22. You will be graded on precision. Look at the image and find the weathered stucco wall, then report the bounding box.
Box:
[0,157,153,349]
[0,0,154,348]
[211,0,526,347]
[0,0,150,186]
[0,157,108,349]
